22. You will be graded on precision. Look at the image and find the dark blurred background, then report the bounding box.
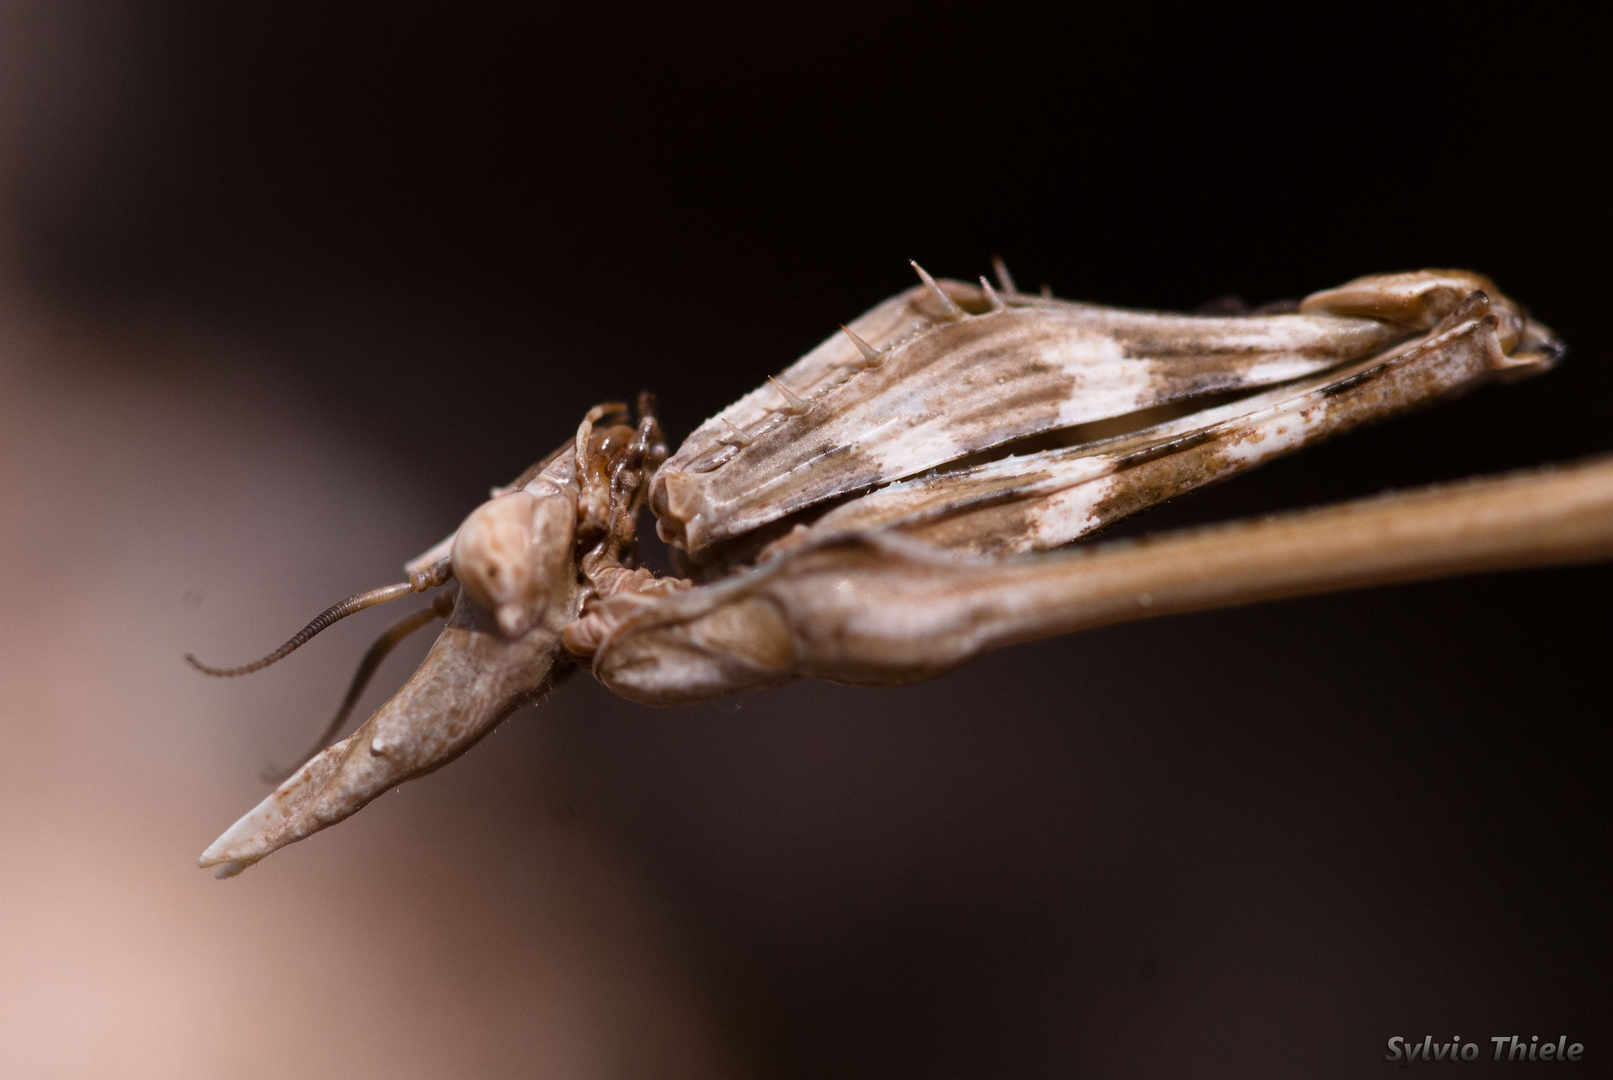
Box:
[0,3,1608,1077]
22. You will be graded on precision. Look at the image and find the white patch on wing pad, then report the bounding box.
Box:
[1039,334,1154,426]
[1214,398,1323,467]
[1028,476,1117,551]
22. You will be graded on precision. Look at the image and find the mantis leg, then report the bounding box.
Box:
[592,454,1613,704]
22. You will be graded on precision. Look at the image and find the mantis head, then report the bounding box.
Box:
[451,486,579,638]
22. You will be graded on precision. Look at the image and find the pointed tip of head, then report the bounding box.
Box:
[196,775,297,875]
[197,838,231,868]
[198,844,256,878]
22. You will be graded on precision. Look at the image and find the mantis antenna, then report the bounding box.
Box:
[259,588,459,784]
[184,558,453,677]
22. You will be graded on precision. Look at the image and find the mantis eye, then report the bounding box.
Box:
[452,488,577,636]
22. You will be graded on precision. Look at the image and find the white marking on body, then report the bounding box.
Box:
[1240,358,1327,384]
[1216,408,1315,466]
[1039,334,1154,427]
[1026,475,1118,549]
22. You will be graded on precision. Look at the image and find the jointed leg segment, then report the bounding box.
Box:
[590,455,1613,703]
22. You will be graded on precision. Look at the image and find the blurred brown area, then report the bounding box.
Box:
[0,3,1609,1078]
[0,288,750,1079]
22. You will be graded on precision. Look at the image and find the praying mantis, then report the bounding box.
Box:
[190,261,1613,878]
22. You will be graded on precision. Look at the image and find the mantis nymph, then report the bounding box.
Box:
[191,262,1611,878]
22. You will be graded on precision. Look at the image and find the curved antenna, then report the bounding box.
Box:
[185,557,453,677]
[186,582,414,676]
[260,589,458,784]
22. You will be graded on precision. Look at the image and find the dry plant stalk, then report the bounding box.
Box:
[191,263,1610,878]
